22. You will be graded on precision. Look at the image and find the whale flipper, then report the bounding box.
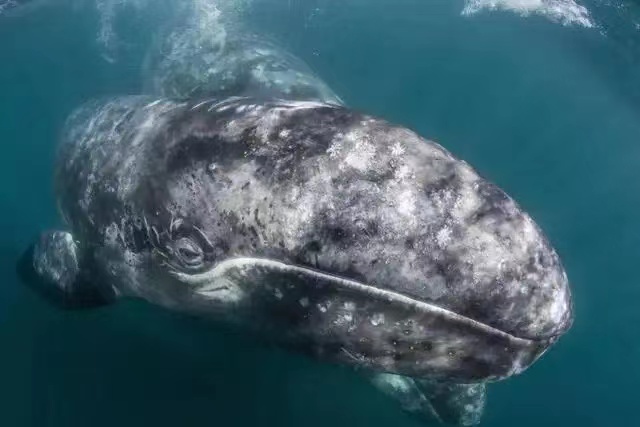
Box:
[17,231,114,309]
[414,378,486,426]
[369,373,442,424]
[369,373,486,426]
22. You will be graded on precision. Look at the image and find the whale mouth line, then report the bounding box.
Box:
[173,256,540,345]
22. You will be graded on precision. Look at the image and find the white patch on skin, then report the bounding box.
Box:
[370,313,385,326]
[326,140,343,158]
[224,119,243,137]
[390,141,405,157]
[342,130,377,172]
[104,223,120,245]
[395,188,417,218]
[432,189,456,214]
[343,301,356,311]
[123,249,138,266]
[534,269,571,330]
[396,164,413,181]
[335,311,354,325]
[169,261,247,304]
[436,227,452,248]
[277,164,335,248]
[450,166,483,222]
[299,297,310,307]
[255,109,283,142]
[279,129,291,138]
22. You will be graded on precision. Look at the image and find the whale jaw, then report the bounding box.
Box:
[173,257,555,382]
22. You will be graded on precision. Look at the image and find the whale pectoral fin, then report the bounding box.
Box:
[17,231,115,309]
[413,379,486,426]
[368,373,486,426]
[369,373,443,424]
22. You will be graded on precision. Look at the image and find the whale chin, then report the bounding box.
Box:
[171,257,555,383]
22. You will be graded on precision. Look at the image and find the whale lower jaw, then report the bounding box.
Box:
[170,257,552,382]
[173,257,529,342]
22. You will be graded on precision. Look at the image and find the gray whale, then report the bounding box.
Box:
[25,95,571,384]
[19,5,573,425]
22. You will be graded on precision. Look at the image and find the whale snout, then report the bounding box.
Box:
[424,178,574,344]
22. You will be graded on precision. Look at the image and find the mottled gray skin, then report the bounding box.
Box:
[143,27,342,105]
[42,94,572,386]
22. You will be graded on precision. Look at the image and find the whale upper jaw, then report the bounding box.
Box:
[170,257,560,383]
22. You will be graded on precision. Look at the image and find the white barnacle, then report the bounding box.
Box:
[436,227,452,248]
[341,312,354,323]
[327,141,342,158]
[390,141,405,157]
[343,301,356,311]
[274,288,284,299]
[396,188,417,218]
[299,297,310,307]
[279,129,291,138]
[370,313,385,326]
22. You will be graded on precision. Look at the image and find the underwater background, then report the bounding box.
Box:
[1,0,640,425]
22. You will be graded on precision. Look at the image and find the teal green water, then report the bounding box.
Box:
[1,0,640,425]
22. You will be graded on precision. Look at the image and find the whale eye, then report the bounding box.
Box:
[174,237,204,267]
